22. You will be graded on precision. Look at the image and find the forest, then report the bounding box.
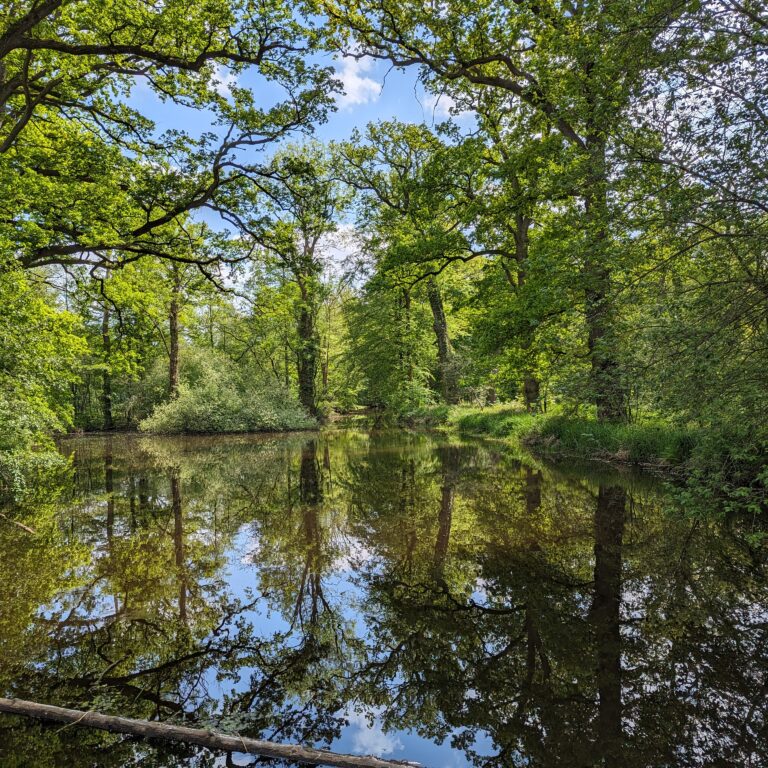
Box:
[3,2,768,767]
[1,0,767,510]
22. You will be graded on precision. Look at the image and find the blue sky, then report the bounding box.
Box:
[314,54,467,140]
[129,53,470,153]
[214,525,494,768]
[126,53,473,246]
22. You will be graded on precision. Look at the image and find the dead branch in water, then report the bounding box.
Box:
[0,513,36,534]
[0,697,419,768]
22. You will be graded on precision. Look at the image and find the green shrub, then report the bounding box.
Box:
[399,404,450,427]
[682,423,768,515]
[137,348,315,434]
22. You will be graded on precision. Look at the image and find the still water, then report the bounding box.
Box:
[0,430,765,767]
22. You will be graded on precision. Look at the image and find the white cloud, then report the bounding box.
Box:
[332,533,374,572]
[335,57,381,109]
[211,62,238,99]
[425,92,457,118]
[320,224,359,272]
[423,92,473,123]
[346,709,404,756]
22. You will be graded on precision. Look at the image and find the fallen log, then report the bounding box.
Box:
[0,513,36,534]
[0,697,419,768]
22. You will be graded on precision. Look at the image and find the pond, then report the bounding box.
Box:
[0,430,766,767]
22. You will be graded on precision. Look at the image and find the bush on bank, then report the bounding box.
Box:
[137,349,315,434]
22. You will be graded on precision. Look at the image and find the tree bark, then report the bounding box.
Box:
[101,304,113,430]
[426,277,459,404]
[322,300,331,395]
[402,289,414,384]
[0,697,413,768]
[583,135,626,423]
[523,376,540,413]
[297,301,319,417]
[284,336,291,389]
[511,212,540,413]
[169,283,180,399]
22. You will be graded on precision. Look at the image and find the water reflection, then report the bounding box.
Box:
[0,431,766,767]
[592,485,625,768]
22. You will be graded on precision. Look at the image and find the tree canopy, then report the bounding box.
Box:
[0,0,766,507]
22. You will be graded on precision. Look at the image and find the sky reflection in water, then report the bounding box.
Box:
[0,430,765,767]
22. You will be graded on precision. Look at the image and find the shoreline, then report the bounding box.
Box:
[404,405,762,490]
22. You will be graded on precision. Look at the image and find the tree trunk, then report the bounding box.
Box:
[322,301,331,395]
[402,289,414,383]
[101,304,113,430]
[511,212,541,413]
[523,377,540,413]
[583,135,626,423]
[426,277,459,404]
[169,283,180,399]
[284,336,290,389]
[297,301,319,417]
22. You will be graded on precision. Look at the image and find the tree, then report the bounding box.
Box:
[336,121,475,404]
[0,0,337,272]
[0,265,85,498]
[321,0,689,421]
[226,143,349,416]
[343,271,437,412]
[622,1,768,440]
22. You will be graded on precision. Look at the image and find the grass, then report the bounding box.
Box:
[421,403,766,517]
[398,404,451,427]
[528,415,699,467]
[393,403,765,511]
[445,404,699,470]
[451,405,540,440]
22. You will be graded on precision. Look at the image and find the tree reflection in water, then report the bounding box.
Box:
[591,485,625,768]
[0,431,766,767]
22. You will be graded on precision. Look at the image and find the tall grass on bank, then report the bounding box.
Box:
[449,406,766,514]
[529,415,698,466]
[451,406,697,467]
[446,406,711,467]
[452,407,540,441]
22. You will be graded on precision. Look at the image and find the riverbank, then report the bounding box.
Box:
[405,405,767,511]
[406,405,691,468]
[452,407,695,471]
